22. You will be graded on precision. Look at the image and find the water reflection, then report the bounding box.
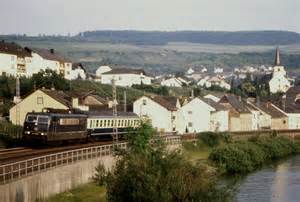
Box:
[236,155,300,202]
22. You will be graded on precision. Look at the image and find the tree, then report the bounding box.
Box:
[31,69,70,91]
[95,122,232,202]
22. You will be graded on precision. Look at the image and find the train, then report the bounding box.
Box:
[22,110,141,144]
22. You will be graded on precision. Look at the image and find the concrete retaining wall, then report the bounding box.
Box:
[0,155,115,202]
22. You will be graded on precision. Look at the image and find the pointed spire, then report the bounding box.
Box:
[275,46,280,66]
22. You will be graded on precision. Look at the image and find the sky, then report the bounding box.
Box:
[0,0,299,35]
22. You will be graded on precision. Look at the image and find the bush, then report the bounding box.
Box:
[94,123,232,201]
[209,137,297,174]
[198,132,231,147]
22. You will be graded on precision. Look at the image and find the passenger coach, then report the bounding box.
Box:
[86,111,140,137]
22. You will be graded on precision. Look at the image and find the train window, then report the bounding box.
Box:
[96,120,99,127]
[118,120,121,127]
[27,115,37,122]
[104,120,107,127]
[121,120,124,127]
[111,120,114,127]
[100,120,103,127]
[90,120,92,128]
[60,118,80,125]
[107,120,110,127]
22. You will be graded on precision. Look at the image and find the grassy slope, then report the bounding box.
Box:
[43,183,106,202]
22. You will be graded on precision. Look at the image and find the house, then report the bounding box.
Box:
[269,47,291,93]
[26,48,73,80]
[133,95,184,134]
[202,98,229,132]
[179,97,215,133]
[197,76,231,90]
[9,89,108,126]
[101,68,152,87]
[96,66,112,78]
[250,101,288,130]
[203,93,224,103]
[219,95,255,131]
[274,86,300,129]
[70,63,88,80]
[0,41,32,77]
[161,77,188,87]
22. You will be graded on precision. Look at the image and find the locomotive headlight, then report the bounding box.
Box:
[41,133,44,136]
[25,131,30,134]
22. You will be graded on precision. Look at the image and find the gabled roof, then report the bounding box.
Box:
[219,95,250,113]
[102,68,148,76]
[0,41,31,58]
[252,101,287,118]
[145,95,178,111]
[28,47,72,63]
[279,86,300,113]
[202,98,227,111]
[40,89,72,107]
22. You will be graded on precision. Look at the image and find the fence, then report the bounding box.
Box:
[0,135,181,184]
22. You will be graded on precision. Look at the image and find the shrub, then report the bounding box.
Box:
[209,137,297,174]
[198,132,231,147]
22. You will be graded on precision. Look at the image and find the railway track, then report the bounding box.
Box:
[0,140,118,165]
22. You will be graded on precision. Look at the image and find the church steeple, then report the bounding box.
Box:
[275,46,280,66]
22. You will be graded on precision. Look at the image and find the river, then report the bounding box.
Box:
[236,155,300,202]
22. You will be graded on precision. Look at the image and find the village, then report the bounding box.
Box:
[1,40,299,134]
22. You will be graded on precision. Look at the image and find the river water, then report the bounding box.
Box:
[236,155,300,202]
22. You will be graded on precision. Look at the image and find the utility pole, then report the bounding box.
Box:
[112,78,118,147]
[14,75,21,138]
[123,90,127,112]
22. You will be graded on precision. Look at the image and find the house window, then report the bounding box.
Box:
[188,111,192,115]
[188,122,193,127]
[142,99,147,105]
[172,115,176,120]
[37,97,43,105]
[283,120,286,124]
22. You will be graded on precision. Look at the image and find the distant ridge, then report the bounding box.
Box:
[77,30,300,45]
[1,30,300,46]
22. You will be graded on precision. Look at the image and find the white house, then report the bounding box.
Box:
[96,65,112,77]
[198,76,231,90]
[202,98,229,132]
[27,48,73,80]
[269,47,291,94]
[0,41,32,77]
[161,77,188,87]
[204,93,223,103]
[133,95,184,134]
[101,68,152,87]
[179,97,215,133]
[69,63,88,80]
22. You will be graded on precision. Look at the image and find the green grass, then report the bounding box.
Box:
[182,141,212,163]
[42,183,106,202]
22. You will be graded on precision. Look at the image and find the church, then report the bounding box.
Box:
[269,47,291,94]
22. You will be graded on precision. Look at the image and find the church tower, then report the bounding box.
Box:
[269,47,290,93]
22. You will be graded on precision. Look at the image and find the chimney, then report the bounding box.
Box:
[50,49,55,54]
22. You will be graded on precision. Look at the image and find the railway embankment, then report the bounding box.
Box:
[0,136,181,202]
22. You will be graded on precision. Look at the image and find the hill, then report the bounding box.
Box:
[77,30,300,45]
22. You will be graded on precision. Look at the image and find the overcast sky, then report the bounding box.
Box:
[1,0,299,35]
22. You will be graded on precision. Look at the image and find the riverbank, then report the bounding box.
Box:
[44,134,300,201]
